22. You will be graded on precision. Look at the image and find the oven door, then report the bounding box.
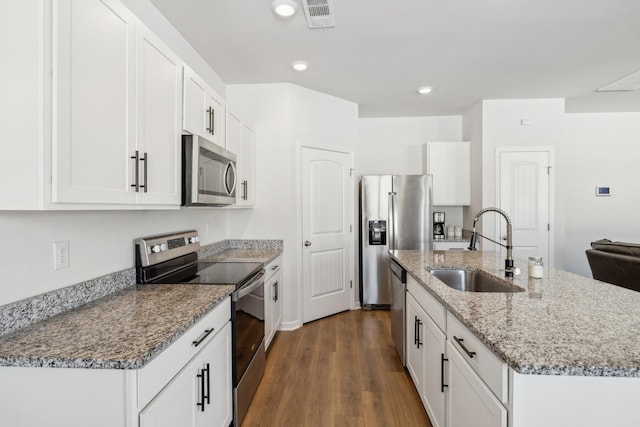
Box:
[183,135,237,206]
[233,271,265,386]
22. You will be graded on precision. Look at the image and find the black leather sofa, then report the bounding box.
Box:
[586,239,640,292]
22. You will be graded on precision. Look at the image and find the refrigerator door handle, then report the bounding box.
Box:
[388,191,397,250]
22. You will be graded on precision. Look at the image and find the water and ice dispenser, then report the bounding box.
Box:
[368,220,387,245]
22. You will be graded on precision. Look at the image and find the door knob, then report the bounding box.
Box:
[304,240,312,247]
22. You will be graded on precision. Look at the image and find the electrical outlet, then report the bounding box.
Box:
[53,241,70,270]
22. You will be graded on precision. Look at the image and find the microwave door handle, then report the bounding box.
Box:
[225,161,237,195]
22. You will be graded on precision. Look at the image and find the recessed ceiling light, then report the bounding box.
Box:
[272,0,298,18]
[291,60,309,71]
[417,86,433,95]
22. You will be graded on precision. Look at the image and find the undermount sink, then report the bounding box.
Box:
[427,268,524,293]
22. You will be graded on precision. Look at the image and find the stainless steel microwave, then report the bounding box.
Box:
[182,135,237,206]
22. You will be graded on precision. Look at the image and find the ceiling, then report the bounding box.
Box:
[150,0,640,117]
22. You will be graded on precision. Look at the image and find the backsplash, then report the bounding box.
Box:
[0,239,283,337]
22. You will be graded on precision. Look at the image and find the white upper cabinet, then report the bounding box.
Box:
[1,0,186,209]
[225,111,255,207]
[183,67,225,148]
[424,142,471,206]
[135,23,183,205]
[53,0,138,204]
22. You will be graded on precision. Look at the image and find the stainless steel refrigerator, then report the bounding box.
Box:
[359,175,433,309]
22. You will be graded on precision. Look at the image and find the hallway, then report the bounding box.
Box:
[242,310,432,426]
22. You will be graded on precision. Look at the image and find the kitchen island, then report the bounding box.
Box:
[391,249,640,427]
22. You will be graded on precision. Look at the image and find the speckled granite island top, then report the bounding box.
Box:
[390,250,640,378]
[0,284,234,369]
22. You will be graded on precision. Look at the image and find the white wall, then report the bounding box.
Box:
[226,83,359,328]
[561,112,640,275]
[462,103,483,231]
[357,116,462,175]
[0,209,228,306]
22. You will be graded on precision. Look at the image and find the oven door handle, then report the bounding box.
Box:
[235,269,266,299]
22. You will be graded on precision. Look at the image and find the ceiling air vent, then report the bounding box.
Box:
[301,0,335,29]
[597,69,640,92]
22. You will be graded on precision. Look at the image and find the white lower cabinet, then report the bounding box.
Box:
[0,297,232,427]
[140,321,232,427]
[264,255,283,349]
[406,293,425,393]
[446,341,507,427]
[406,291,446,427]
[406,272,506,427]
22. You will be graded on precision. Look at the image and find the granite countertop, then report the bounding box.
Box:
[0,284,234,369]
[391,250,640,378]
[200,247,281,264]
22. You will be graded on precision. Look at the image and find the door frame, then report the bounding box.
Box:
[297,141,356,325]
[495,146,555,267]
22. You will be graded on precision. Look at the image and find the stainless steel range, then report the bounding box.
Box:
[135,230,266,427]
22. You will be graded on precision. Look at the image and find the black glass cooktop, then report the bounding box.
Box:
[187,262,264,287]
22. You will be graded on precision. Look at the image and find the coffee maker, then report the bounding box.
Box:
[433,212,445,240]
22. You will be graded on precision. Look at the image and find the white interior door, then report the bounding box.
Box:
[302,147,353,323]
[498,149,552,264]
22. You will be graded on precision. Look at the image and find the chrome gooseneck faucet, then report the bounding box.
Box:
[467,207,515,277]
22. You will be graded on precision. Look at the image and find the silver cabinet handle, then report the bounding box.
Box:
[140,152,148,193]
[206,107,213,134]
[304,241,312,247]
[130,150,140,192]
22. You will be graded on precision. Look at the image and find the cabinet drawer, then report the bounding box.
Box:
[433,241,469,251]
[407,274,446,332]
[265,254,282,281]
[447,312,508,403]
[137,296,231,409]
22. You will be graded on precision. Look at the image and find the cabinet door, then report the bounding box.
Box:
[406,293,425,394]
[266,268,282,350]
[240,124,256,205]
[54,0,136,204]
[421,309,447,427]
[136,23,182,205]
[425,142,470,206]
[447,341,507,427]
[264,274,274,350]
[271,269,282,333]
[140,321,233,427]
[207,93,225,148]
[183,68,225,148]
[183,68,208,140]
[199,321,233,427]
[139,356,197,427]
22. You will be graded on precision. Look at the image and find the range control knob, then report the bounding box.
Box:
[160,243,167,251]
[150,244,162,254]
[188,236,199,244]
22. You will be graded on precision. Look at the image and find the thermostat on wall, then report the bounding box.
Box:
[595,186,611,197]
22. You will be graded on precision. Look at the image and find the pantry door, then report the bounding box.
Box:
[497,148,553,265]
[301,146,354,323]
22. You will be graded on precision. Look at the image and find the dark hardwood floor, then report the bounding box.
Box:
[242,310,433,427]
